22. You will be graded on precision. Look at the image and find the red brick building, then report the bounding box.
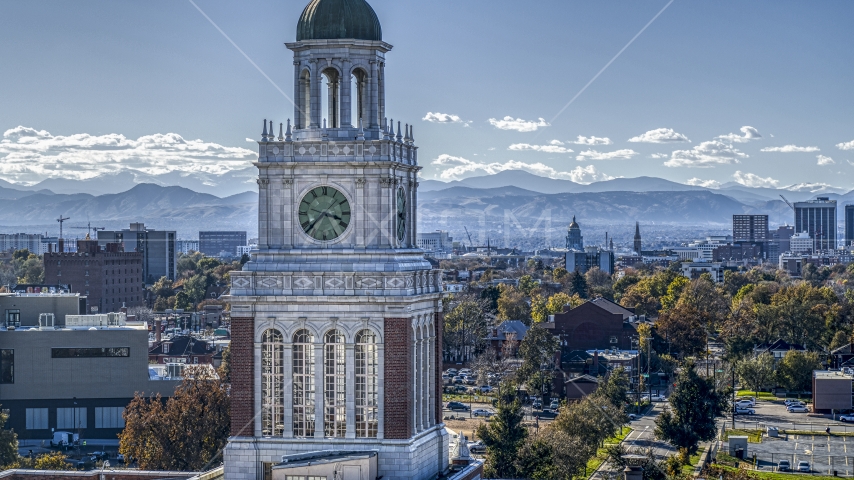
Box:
[44,239,143,313]
[544,297,643,352]
[148,335,217,365]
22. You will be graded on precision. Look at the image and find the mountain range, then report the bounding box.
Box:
[0,169,849,237]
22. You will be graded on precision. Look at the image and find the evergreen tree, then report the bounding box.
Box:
[569,271,588,298]
[476,382,527,479]
[655,362,727,463]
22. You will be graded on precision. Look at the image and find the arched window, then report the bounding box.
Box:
[299,69,312,129]
[292,329,315,437]
[350,68,368,127]
[324,329,346,438]
[355,329,378,438]
[260,329,284,437]
[320,67,340,128]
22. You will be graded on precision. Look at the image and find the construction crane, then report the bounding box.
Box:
[56,215,70,240]
[780,195,795,211]
[463,226,474,249]
[69,222,105,238]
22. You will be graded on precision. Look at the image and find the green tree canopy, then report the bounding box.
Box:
[775,350,821,392]
[476,382,527,479]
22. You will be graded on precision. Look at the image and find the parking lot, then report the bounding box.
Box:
[726,401,854,476]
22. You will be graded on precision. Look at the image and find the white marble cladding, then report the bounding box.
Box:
[223,426,447,480]
[230,269,442,297]
[257,137,417,165]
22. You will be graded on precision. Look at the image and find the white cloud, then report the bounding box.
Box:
[760,145,820,153]
[664,140,748,168]
[508,143,573,154]
[628,128,690,144]
[717,126,762,143]
[431,154,614,184]
[817,155,835,166]
[649,153,668,159]
[0,126,256,184]
[422,112,470,127]
[576,149,638,161]
[572,135,612,146]
[549,140,565,145]
[686,178,721,189]
[837,140,854,151]
[487,116,550,132]
[732,171,779,188]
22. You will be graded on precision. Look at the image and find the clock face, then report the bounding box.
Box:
[298,186,351,241]
[396,187,407,242]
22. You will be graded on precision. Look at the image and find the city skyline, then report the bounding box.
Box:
[0,1,853,190]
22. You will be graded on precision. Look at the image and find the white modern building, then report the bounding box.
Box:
[790,232,813,254]
[681,260,725,283]
[223,1,447,479]
[0,234,57,255]
[416,230,453,252]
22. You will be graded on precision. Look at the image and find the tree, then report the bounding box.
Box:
[0,407,18,468]
[476,382,527,479]
[173,291,193,311]
[655,304,707,358]
[443,298,490,362]
[239,253,250,265]
[517,325,560,396]
[775,350,821,392]
[518,275,538,296]
[736,352,775,396]
[552,394,624,463]
[567,271,589,298]
[17,255,43,284]
[829,330,851,351]
[197,257,222,273]
[33,452,68,470]
[183,274,209,307]
[480,285,501,314]
[655,363,727,463]
[151,276,175,300]
[119,366,230,471]
[497,285,531,324]
[531,292,582,323]
[597,367,631,409]
[553,267,569,282]
[516,427,588,480]
[11,249,31,263]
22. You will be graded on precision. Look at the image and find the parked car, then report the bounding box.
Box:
[648,394,667,402]
[734,407,755,415]
[453,385,468,393]
[473,408,494,418]
[735,400,755,408]
[784,399,804,406]
[797,461,811,473]
[778,460,790,472]
[628,413,640,421]
[446,401,470,412]
[788,405,810,413]
[452,376,463,384]
[479,385,494,394]
[532,400,543,410]
[459,368,472,376]
[549,400,560,410]
[468,441,486,454]
[736,397,756,406]
[464,377,476,386]
[116,454,125,464]
[91,451,108,461]
[839,414,854,423]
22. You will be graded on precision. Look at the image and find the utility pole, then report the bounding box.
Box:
[732,363,736,429]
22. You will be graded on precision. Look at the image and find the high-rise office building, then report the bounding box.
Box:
[733,215,769,243]
[794,197,837,251]
[845,205,854,247]
[199,231,247,257]
[767,225,795,261]
[98,223,176,283]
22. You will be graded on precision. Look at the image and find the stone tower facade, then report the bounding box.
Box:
[223,1,447,479]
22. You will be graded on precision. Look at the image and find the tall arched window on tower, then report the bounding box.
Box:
[320,67,340,128]
[355,329,378,438]
[324,329,346,438]
[260,329,284,437]
[350,68,368,127]
[298,69,311,129]
[292,329,315,437]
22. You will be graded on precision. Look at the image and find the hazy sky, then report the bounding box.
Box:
[1,0,853,189]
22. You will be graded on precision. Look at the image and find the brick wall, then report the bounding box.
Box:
[230,317,254,436]
[384,317,413,439]
[434,311,443,426]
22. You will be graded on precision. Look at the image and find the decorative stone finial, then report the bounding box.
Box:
[278,123,284,141]
[357,118,365,141]
[410,125,414,143]
[285,119,293,142]
[396,121,403,142]
[261,119,268,141]
[389,118,395,138]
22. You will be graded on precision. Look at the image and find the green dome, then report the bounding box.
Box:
[297,0,382,42]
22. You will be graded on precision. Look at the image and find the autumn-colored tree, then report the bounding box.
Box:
[33,452,68,470]
[119,366,230,471]
[655,304,707,358]
[531,292,582,323]
[496,285,530,324]
[518,275,538,296]
[0,407,18,468]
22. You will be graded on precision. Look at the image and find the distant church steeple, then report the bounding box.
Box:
[634,222,642,254]
[566,216,584,251]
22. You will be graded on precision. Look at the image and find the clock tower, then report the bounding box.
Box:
[223,0,447,479]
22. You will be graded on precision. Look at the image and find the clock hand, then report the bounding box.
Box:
[306,212,327,232]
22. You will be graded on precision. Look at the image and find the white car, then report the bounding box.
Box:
[734,407,755,415]
[479,385,494,394]
[736,397,756,407]
[784,399,803,406]
[839,414,854,423]
[788,405,810,413]
[472,409,493,418]
[797,461,811,473]
[649,394,666,402]
[735,400,755,408]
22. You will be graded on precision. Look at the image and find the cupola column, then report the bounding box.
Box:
[310,60,321,128]
[340,59,352,127]
[369,60,379,128]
